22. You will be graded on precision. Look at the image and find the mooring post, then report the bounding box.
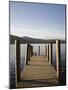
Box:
[47,44,49,61]
[28,45,30,61]
[45,45,47,57]
[49,43,52,64]
[56,40,60,79]
[15,40,20,86]
[26,43,29,65]
[30,45,32,58]
[26,44,32,63]
[30,45,33,58]
[29,45,32,61]
[31,46,33,56]
[38,46,40,55]
[31,46,32,57]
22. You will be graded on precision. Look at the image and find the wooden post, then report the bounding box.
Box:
[26,44,33,64]
[30,45,32,58]
[47,44,49,61]
[15,40,20,86]
[45,45,47,57]
[31,46,33,56]
[31,46,32,57]
[49,43,52,64]
[56,40,60,79]
[28,45,30,61]
[38,46,40,55]
[26,43,29,65]
[28,45,32,61]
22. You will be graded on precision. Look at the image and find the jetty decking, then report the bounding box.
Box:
[21,56,57,80]
[17,55,58,88]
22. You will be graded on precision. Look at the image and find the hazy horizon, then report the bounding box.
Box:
[10,2,66,40]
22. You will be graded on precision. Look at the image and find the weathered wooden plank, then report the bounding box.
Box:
[20,55,58,87]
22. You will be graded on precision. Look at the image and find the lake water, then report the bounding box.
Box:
[9,44,66,89]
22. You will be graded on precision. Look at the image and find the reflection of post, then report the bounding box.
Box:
[38,46,40,55]
[47,44,49,61]
[15,40,20,85]
[49,43,52,64]
[56,40,60,79]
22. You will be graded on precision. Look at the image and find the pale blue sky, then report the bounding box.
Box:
[10,1,66,40]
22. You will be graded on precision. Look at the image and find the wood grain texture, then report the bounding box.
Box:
[17,55,59,88]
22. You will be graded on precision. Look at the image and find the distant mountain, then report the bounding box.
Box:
[10,35,66,44]
[22,36,66,44]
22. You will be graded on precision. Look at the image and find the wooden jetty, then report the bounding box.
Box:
[17,55,58,88]
[10,35,66,88]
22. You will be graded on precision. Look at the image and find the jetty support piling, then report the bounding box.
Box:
[47,44,49,61]
[49,43,52,64]
[38,46,40,55]
[45,45,47,57]
[56,40,60,79]
[26,44,33,64]
[31,46,33,57]
[26,43,29,65]
[15,40,20,85]
[29,45,33,59]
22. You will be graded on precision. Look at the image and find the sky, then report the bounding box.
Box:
[10,1,66,40]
